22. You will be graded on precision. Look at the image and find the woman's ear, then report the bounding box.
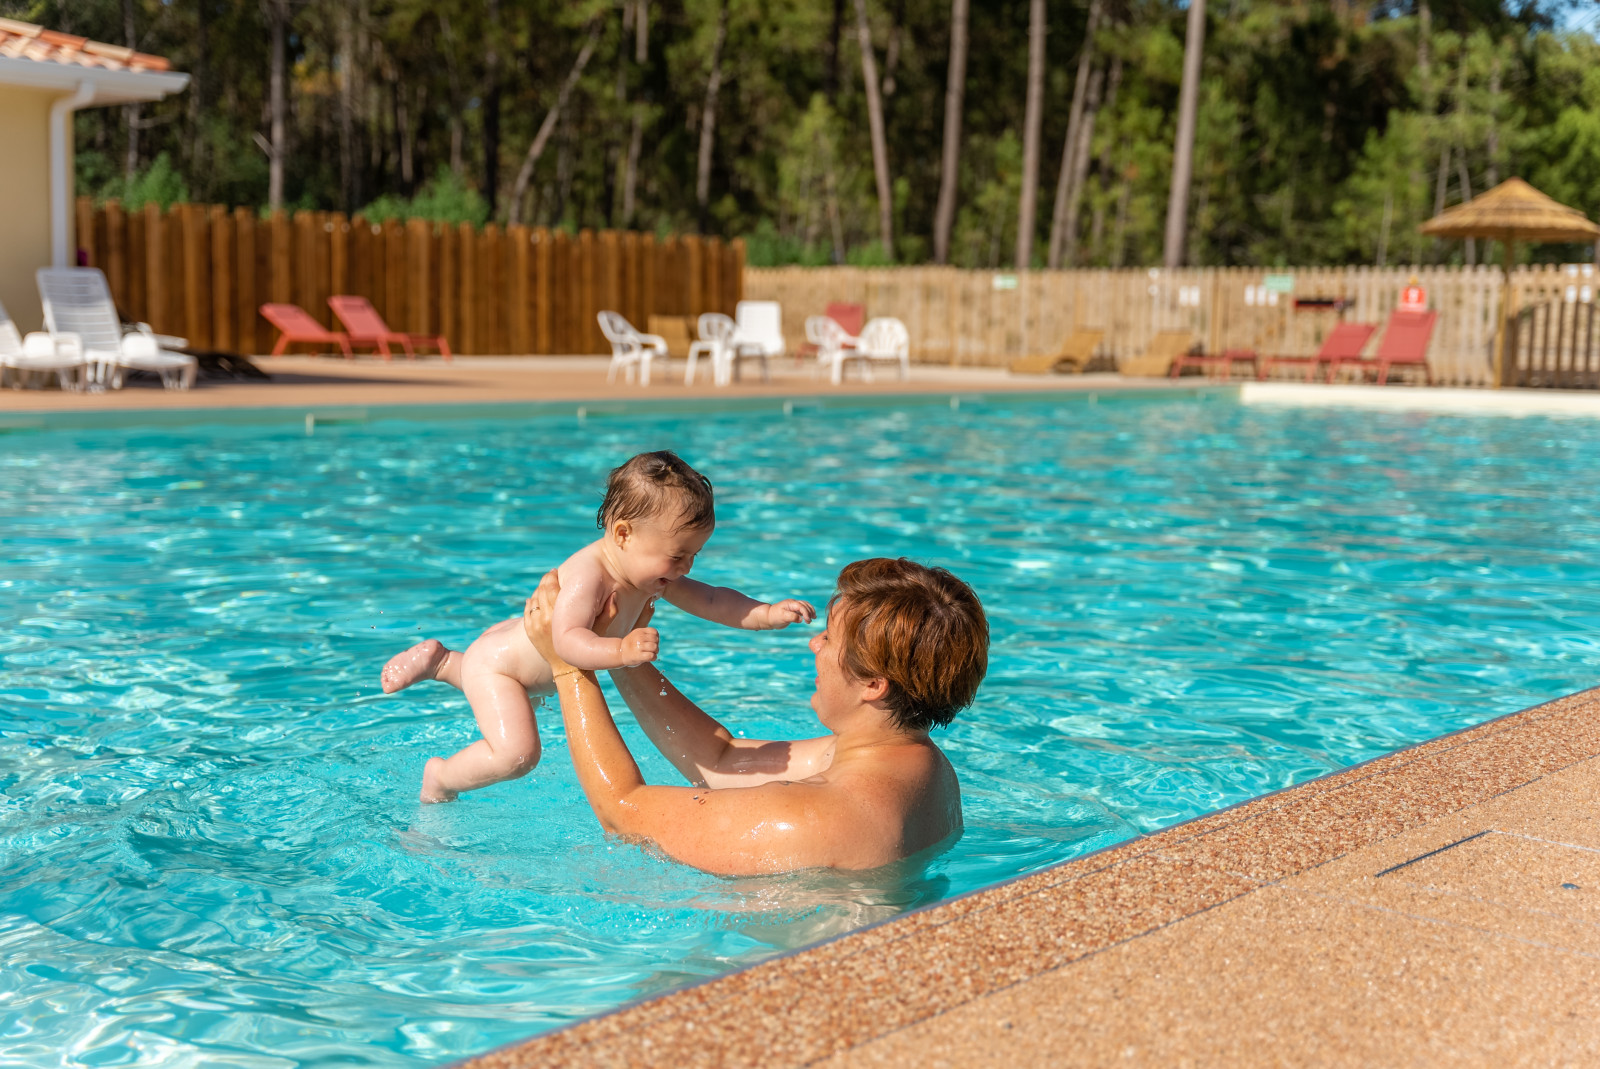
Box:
[860,676,890,703]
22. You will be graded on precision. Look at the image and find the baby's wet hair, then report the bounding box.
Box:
[597,451,715,532]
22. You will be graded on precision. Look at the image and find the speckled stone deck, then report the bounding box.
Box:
[464,688,1600,1068]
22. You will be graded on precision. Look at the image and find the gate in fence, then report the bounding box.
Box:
[1511,297,1600,389]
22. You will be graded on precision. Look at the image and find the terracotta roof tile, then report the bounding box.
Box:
[0,16,173,73]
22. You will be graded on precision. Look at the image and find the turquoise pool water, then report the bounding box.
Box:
[4,392,1599,1066]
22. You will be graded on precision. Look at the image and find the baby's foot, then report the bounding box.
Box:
[382,639,449,693]
[420,757,458,803]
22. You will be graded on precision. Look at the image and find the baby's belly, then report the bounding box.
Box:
[465,617,555,693]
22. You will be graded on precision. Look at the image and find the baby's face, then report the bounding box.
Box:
[614,514,714,591]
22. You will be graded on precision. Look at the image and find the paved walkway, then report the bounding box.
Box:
[471,688,1600,1068]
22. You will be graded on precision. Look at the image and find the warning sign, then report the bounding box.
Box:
[1399,284,1428,312]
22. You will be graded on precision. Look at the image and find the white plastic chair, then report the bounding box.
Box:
[809,314,862,384]
[850,317,911,384]
[0,298,86,390]
[37,268,197,390]
[730,300,783,384]
[597,310,667,386]
[687,313,736,386]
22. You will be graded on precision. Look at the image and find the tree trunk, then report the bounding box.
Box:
[266,0,287,211]
[1111,174,1131,267]
[932,0,969,265]
[1048,0,1103,268]
[1059,64,1104,267]
[1485,48,1501,189]
[482,0,503,213]
[827,0,845,100]
[696,0,729,228]
[1162,0,1205,268]
[508,22,603,226]
[1087,54,1122,263]
[124,0,140,181]
[1015,0,1046,269]
[622,1,651,225]
[338,4,356,211]
[1456,150,1475,264]
[440,13,465,177]
[855,0,894,258]
[189,0,209,189]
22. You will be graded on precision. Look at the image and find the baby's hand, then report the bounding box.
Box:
[762,599,817,630]
[620,626,660,666]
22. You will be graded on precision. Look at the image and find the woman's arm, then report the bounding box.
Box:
[523,571,858,875]
[609,662,832,788]
[530,589,832,788]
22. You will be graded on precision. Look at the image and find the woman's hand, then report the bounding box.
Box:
[522,570,573,671]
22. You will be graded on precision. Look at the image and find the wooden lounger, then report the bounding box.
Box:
[1009,329,1106,374]
[1119,331,1196,377]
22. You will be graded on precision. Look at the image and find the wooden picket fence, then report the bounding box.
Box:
[748,263,1600,387]
[73,197,744,356]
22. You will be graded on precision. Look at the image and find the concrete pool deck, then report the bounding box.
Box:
[0,356,1189,419]
[467,686,1600,1068]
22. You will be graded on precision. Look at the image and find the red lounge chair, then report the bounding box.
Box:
[1326,310,1436,385]
[1262,322,1376,381]
[825,301,865,337]
[799,301,865,363]
[328,295,453,361]
[260,303,353,357]
[1169,347,1261,380]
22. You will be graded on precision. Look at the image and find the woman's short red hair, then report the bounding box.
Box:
[829,558,988,732]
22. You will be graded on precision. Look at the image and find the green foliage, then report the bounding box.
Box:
[77,151,191,210]
[36,0,1600,266]
[356,171,491,227]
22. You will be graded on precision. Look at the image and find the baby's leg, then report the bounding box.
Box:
[420,667,542,803]
[382,639,463,693]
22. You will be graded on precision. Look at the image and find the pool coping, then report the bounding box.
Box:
[0,383,1235,432]
[1241,381,1600,416]
[461,683,1600,1067]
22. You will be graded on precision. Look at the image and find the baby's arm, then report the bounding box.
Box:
[662,577,816,631]
[551,560,659,669]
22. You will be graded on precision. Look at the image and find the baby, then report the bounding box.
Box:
[381,450,816,802]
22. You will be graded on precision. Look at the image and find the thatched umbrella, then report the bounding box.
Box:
[1419,177,1600,387]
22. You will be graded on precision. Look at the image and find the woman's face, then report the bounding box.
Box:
[808,604,858,728]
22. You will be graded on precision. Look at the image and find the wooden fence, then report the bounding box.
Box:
[74,197,744,356]
[747,263,1600,387]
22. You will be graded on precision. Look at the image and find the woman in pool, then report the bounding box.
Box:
[520,558,989,875]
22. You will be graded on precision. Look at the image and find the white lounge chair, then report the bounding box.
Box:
[0,298,86,390]
[687,313,736,386]
[37,268,197,390]
[808,314,863,384]
[598,310,667,386]
[730,300,783,384]
[848,317,911,384]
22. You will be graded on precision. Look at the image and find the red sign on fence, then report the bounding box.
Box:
[1399,283,1428,312]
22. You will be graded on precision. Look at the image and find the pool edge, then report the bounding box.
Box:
[0,382,1237,432]
[460,683,1600,1067]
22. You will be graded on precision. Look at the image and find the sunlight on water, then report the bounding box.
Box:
[3,393,1599,1065]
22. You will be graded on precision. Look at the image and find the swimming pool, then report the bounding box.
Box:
[4,391,1599,1067]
